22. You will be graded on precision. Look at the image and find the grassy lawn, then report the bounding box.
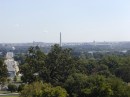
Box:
[0,91,10,94]
[128,83,130,86]
[16,76,22,82]
[0,96,19,97]
[0,91,19,97]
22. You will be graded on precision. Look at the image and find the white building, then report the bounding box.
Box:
[6,52,14,59]
[4,52,19,78]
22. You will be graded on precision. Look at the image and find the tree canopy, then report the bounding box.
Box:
[20,46,46,83]
[19,45,130,97]
[0,59,8,85]
[20,81,68,97]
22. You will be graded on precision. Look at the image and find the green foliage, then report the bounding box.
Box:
[82,76,130,97]
[20,81,68,97]
[8,84,17,92]
[64,73,88,97]
[81,75,113,97]
[7,78,11,83]
[13,76,17,82]
[20,82,43,97]
[65,74,130,97]
[115,65,130,83]
[40,44,75,86]
[20,46,46,83]
[14,53,26,65]
[19,45,130,97]
[18,84,25,92]
[75,58,111,77]
[0,59,8,85]
[100,55,121,73]
[107,77,130,97]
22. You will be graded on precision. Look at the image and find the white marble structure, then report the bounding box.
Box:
[4,52,19,78]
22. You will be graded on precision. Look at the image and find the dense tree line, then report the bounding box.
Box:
[1,44,130,96]
[15,45,130,96]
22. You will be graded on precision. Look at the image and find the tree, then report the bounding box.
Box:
[64,73,88,97]
[13,76,17,82]
[40,44,75,86]
[100,55,120,73]
[8,84,17,92]
[115,65,130,83]
[14,53,26,65]
[75,58,111,77]
[81,75,130,97]
[0,59,8,85]
[20,81,68,97]
[18,84,25,92]
[65,74,130,97]
[20,46,46,83]
[81,75,113,97]
[107,77,130,97]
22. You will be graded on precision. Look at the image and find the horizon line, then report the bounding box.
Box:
[1,40,130,44]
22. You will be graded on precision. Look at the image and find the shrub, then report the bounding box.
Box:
[8,84,17,92]
[18,84,25,92]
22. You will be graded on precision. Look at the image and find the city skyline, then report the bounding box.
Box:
[0,0,130,43]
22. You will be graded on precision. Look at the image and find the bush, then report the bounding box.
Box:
[18,84,25,92]
[8,84,17,92]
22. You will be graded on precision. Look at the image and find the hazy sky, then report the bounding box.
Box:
[0,0,130,43]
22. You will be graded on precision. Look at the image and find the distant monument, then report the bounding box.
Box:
[60,32,62,47]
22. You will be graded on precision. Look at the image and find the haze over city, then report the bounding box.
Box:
[0,0,130,43]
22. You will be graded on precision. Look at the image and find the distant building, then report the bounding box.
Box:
[6,52,14,59]
[4,52,19,78]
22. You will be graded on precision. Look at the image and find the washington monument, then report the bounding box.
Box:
[60,32,62,47]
